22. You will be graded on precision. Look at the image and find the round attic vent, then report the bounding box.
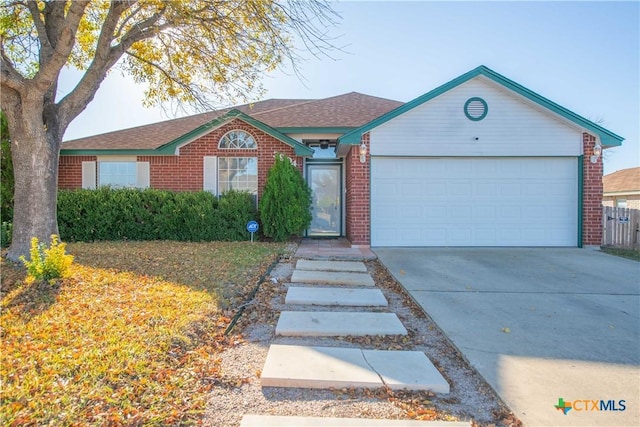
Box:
[464,97,488,121]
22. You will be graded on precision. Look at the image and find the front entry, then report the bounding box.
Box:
[307,164,341,236]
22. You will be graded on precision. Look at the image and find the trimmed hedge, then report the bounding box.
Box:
[57,188,257,242]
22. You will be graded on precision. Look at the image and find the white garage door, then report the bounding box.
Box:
[371,157,578,247]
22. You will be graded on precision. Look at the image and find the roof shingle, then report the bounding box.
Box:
[603,167,640,193]
[62,92,402,151]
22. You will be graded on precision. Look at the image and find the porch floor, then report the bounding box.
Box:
[294,238,376,260]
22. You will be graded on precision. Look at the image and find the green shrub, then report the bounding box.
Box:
[57,188,257,242]
[20,235,74,282]
[259,153,312,241]
[1,221,12,248]
[218,190,258,241]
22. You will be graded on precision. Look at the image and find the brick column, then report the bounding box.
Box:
[345,134,370,246]
[582,132,603,246]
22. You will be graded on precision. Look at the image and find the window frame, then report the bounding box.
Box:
[217,156,258,195]
[218,130,258,149]
[97,160,139,188]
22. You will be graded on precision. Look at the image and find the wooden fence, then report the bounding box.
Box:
[602,206,640,247]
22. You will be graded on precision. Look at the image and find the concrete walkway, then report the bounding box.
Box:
[290,269,376,287]
[375,247,640,427]
[275,311,407,336]
[260,259,449,392]
[295,238,376,260]
[285,287,388,306]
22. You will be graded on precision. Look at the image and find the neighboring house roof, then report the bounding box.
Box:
[338,65,625,151]
[61,92,402,154]
[603,167,640,196]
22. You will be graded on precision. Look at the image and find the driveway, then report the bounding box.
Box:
[374,247,640,427]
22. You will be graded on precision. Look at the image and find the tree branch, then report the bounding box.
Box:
[56,3,167,130]
[25,0,51,56]
[0,49,26,92]
[32,0,89,92]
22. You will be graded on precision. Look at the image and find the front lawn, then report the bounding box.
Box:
[1,241,286,425]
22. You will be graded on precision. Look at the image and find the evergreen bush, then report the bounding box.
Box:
[57,188,254,242]
[259,153,312,241]
[218,190,257,241]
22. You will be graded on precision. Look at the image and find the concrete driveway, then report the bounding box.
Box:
[374,247,640,427]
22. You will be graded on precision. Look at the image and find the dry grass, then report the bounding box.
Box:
[1,241,286,425]
[600,246,640,261]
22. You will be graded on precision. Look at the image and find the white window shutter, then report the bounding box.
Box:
[81,161,96,189]
[136,161,150,188]
[203,156,217,193]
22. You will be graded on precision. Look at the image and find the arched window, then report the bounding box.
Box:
[219,130,257,149]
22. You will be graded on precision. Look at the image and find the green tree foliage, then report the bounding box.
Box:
[259,153,312,241]
[0,111,12,222]
[0,0,339,260]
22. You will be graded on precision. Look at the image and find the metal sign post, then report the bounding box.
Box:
[246,220,259,243]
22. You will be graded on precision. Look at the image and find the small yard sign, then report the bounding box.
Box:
[247,220,259,242]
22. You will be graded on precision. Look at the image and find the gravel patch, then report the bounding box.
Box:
[203,258,521,427]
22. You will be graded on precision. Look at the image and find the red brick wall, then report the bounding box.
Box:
[345,134,370,246]
[58,119,303,196]
[582,132,603,246]
[58,155,96,189]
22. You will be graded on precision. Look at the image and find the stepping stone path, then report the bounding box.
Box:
[248,259,452,425]
[275,311,407,336]
[285,287,388,307]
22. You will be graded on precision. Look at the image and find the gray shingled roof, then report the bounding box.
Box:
[603,167,640,193]
[62,92,403,150]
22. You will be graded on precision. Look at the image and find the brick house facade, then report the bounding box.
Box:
[59,66,623,247]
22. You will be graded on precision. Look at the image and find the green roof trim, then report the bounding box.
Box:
[156,109,313,156]
[338,65,624,148]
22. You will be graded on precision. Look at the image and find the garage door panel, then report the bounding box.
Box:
[371,157,578,247]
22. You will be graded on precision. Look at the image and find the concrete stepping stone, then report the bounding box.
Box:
[241,414,469,426]
[290,270,375,287]
[296,259,368,273]
[276,311,407,336]
[260,344,450,393]
[285,287,388,307]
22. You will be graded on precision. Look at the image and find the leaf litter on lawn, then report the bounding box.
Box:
[1,241,286,425]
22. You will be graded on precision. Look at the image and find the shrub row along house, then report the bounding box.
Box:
[59,66,624,247]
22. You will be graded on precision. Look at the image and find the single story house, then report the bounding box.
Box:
[59,65,624,247]
[603,167,640,209]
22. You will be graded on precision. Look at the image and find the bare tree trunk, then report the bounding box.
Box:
[6,101,61,261]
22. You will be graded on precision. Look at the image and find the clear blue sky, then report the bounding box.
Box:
[62,1,639,175]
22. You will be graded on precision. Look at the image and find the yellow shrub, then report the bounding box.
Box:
[20,235,74,282]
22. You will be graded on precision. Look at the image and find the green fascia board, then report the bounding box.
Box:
[276,127,355,134]
[339,65,624,148]
[156,109,314,156]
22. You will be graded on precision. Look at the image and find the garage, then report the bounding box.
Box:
[371,157,579,247]
[337,66,623,248]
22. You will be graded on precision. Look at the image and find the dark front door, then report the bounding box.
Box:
[307,164,341,236]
